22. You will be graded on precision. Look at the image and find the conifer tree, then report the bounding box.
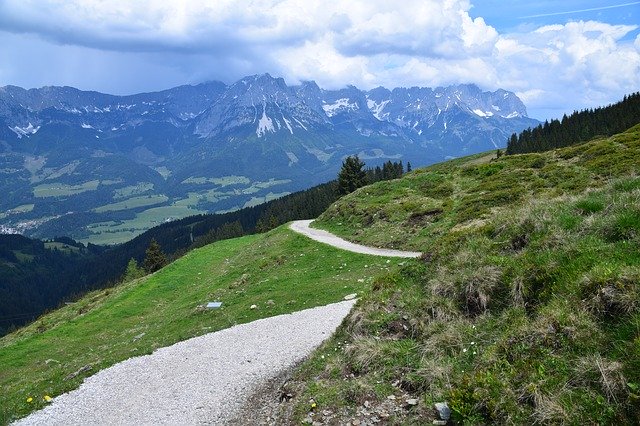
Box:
[338,155,367,195]
[506,92,640,154]
[122,258,145,282]
[143,239,168,273]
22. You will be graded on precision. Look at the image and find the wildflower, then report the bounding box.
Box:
[43,395,52,403]
[463,348,467,353]
[311,402,317,409]
[470,341,475,345]
[26,397,33,403]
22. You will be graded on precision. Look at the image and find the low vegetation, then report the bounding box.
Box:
[316,125,640,252]
[3,119,638,423]
[277,126,640,424]
[0,227,399,423]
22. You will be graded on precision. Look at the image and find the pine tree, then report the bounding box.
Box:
[122,258,145,282]
[143,239,168,273]
[338,155,367,195]
[407,162,412,173]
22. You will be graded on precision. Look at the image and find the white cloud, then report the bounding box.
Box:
[493,21,640,116]
[0,1,638,119]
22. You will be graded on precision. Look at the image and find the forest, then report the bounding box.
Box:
[506,92,640,154]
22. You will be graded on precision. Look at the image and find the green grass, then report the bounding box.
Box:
[172,190,230,208]
[4,125,640,424]
[43,242,81,254]
[151,166,172,180]
[0,204,34,219]
[182,175,250,186]
[33,180,100,198]
[0,226,399,424]
[315,126,640,252]
[242,191,291,208]
[92,195,169,213]
[112,182,155,199]
[279,126,640,424]
[82,204,207,245]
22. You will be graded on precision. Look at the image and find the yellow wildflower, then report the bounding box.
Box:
[43,395,53,403]
[26,397,33,403]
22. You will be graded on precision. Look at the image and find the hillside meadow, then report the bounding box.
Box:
[0,228,399,424]
[275,126,640,424]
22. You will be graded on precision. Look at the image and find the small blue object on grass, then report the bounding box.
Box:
[206,302,223,309]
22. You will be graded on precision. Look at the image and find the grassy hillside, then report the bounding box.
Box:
[2,126,639,424]
[0,227,400,424]
[316,125,640,251]
[273,126,640,424]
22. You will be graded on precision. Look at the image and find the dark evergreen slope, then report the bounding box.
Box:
[0,235,104,334]
[507,92,640,154]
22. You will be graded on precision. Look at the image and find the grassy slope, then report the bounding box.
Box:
[2,126,639,424]
[0,227,400,424]
[316,126,640,252]
[281,126,640,424]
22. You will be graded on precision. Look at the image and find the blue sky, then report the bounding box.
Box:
[0,0,638,120]
[472,1,639,35]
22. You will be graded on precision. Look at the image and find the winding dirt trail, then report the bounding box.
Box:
[13,301,356,426]
[289,219,421,258]
[14,220,419,425]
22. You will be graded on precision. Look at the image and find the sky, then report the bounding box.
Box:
[0,1,638,120]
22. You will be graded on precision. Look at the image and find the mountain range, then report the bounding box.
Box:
[0,74,539,243]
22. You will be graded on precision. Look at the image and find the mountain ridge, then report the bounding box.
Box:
[0,74,538,243]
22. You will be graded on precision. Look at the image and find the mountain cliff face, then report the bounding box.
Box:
[0,74,538,243]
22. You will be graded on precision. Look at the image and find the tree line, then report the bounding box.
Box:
[506,92,640,154]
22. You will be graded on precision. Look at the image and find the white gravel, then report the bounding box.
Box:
[14,300,356,426]
[290,219,421,258]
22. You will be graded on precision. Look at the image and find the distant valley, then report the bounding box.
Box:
[0,74,538,244]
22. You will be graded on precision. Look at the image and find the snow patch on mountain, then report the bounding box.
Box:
[283,117,294,134]
[322,98,358,117]
[472,109,494,118]
[293,117,308,131]
[9,122,40,138]
[256,104,275,137]
[366,98,390,121]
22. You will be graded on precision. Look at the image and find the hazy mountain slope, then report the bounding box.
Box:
[0,75,538,243]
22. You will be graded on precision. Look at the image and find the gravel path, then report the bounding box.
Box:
[290,219,421,258]
[14,300,356,426]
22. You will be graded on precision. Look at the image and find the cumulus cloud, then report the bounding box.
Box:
[0,0,638,119]
[493,21,640,116]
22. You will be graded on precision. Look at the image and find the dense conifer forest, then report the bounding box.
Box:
[0,159,405,334]
[506,92,640,154]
